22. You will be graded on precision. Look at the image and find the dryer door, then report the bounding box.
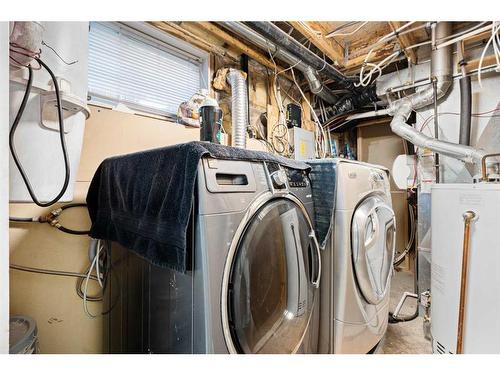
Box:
[226,198,320,353]
[351,194,396,305]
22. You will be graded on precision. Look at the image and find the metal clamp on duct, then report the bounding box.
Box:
[387,22,487,166]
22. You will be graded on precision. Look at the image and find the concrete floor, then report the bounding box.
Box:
[380,270,432,354]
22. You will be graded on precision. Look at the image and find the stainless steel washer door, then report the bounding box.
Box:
[225,198,320,353]
[351,194,396,305]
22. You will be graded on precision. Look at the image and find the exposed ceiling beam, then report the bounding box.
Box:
[389,21,418,64]
[197,22,288,73]
[288,21,345,66]
[343,44,396,72]
[149,21,228,57]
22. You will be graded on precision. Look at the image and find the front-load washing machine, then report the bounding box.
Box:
[314,159,396,354]
[104,157,321,354]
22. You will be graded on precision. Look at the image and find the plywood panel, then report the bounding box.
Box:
[77,106,200,182]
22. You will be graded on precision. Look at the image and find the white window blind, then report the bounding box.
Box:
[88,22,203,117]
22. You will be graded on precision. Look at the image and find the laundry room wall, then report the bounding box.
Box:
[9,105,199,353]
[1,21,10,354]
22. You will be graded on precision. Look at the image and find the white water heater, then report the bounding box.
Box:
[9,22,89,203]
[431,183,500,354]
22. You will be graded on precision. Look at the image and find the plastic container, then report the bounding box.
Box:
[9,315,39,354]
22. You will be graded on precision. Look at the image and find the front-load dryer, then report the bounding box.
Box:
[104,157,321,354]
[316,159,396,354]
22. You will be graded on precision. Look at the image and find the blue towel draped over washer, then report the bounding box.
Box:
[306,159,337,249]
[86,141,310,273]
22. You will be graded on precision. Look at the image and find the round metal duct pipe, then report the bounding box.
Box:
[227,69,249,148]
[220,22,338,104]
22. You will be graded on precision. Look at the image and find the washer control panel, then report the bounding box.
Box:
[286,168,309,188]
[265,162,310,191]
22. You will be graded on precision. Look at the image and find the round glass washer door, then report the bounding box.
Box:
[351,194,396,305]
[226,199,320,354]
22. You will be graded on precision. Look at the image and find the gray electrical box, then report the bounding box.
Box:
[289,127,315,160]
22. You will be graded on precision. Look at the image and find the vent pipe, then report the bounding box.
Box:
[388,22,486,165]
[220,22,338,104]
[227,69,249,148]
[246,22,356,91]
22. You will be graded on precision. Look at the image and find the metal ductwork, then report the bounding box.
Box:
[227,68,249,148]
[220,21,337,104]
[388,22,486,165]
[246,21,357,91]
[302,66,338,103]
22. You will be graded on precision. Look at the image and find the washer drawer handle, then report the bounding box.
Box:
[309,230,321,288]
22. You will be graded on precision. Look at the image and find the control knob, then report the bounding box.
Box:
[272,169,288,189]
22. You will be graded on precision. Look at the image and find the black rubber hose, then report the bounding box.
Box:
[246,22,357,91]
[56,203,91,235]
[389,309,418,323]
[459,75,472,146]
[9,58,71,207]
[9,203,90,235]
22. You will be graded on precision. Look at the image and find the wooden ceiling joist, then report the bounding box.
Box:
[389,21,418,64]
[149,21,228,57]
[196,22,288,73]
[288,21,345,66]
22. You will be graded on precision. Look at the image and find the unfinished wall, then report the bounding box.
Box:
[9,105,199,353]
[1,22,10,354]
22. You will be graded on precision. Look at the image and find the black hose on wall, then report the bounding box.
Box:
[459,75,472,146]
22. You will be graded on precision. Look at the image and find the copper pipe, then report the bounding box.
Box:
[456,210,476,354]
[481,153,500,181]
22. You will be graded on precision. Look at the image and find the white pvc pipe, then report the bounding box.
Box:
[435,24,493,50]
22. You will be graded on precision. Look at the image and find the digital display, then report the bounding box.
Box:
[286,169,308,188]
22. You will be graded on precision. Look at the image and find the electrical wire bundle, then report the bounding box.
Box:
[265,45,294,157]
[478,21,500,87]
[290,68,328,158]
[10,239,114,319]
[79,240,110,319]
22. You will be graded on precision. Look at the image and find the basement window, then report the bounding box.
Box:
[88,22,208,118]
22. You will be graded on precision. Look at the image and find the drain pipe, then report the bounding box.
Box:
[220,22,338,104]
[388,22,486,165]
[246,22,357,91]
[227,69,249,148]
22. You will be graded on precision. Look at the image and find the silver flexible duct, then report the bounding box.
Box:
[388,22,486,164]
[302,66,338,103]
[227,68,249,148]
[221,22,338,104]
